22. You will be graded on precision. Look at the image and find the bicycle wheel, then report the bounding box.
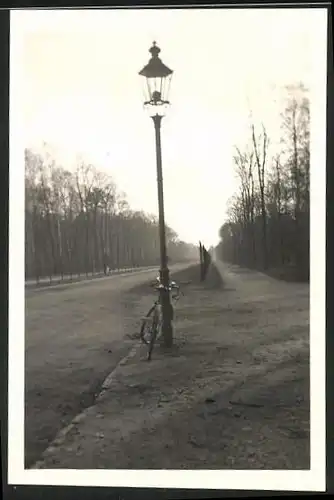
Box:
[140,304,156,345]
[147,310,161,361]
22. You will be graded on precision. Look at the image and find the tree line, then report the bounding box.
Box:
[216,83,310,281]
[25,147,198,282]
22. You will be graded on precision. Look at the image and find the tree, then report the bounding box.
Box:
[251,122,269,270]
[233,146,256,266]
[280,83,310,278]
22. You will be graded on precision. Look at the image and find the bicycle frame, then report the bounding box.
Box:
[140,281,181,361]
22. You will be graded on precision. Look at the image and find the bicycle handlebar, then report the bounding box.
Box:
[150,276,180,291]
[154,282,179,292]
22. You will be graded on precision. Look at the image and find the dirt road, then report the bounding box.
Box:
[32,261,310,470]
[25,263,192,467]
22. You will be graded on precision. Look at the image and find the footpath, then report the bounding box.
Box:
[32,261,310,470]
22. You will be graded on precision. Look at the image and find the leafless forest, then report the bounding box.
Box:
[25,149,198,282]
[217,83,310,282]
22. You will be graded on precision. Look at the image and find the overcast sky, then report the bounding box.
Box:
[13,7,326,245]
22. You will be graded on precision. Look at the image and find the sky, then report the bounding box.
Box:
[14,7,325,246]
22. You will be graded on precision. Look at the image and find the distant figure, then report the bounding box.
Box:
[103,251,109,276]
[103,262,111,276]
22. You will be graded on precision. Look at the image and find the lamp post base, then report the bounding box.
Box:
[160,267,173,347]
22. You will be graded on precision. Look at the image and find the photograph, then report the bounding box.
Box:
[8,5,326,492]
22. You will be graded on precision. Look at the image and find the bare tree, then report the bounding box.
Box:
[233,146,256,266]
[251,122,269,270]
[280,83,310,277]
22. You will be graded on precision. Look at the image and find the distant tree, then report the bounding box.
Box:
[251,122,269,270]
[217,83,310,282]
[24,149,196,281]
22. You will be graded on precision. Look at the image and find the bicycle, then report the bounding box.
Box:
[140,278,182,361]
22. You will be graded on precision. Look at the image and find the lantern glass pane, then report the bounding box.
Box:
[164,74,173,102]
[148,77,156,102]
[150,77,162,99]
[161,76,166,102]
[141,77,150,103]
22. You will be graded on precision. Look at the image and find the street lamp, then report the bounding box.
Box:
[139,41,174,348]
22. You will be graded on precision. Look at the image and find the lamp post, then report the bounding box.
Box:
[139,41,174,348]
